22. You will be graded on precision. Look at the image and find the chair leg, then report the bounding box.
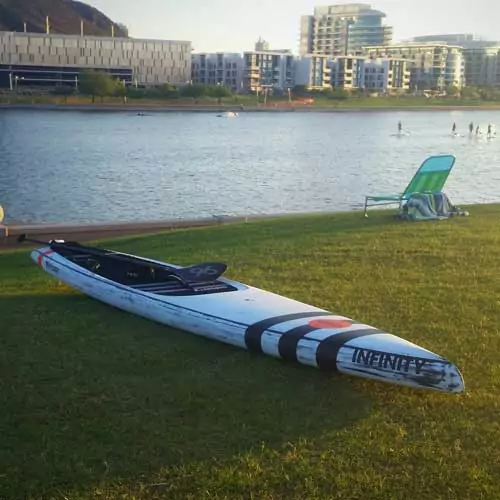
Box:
[398,198,404,215]
[364,198,369,218]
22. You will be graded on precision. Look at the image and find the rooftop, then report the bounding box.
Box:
[313,3,387,17]
[0,30,191,45]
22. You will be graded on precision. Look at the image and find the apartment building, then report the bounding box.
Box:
[294,54,331,89]
[300,3,392,57]
[329,56,365,89]
[192,50,332,92]
[191,53,243,92]
[364,58,410,91]
[329,55,410,92]
[463,47,500,87]
[408,34,500,87]
[242,50,295,93]
[412,34,500,50]
[0,31,191,89]
[363,43,465,90]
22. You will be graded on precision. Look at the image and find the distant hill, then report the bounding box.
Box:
[0,0,128,37]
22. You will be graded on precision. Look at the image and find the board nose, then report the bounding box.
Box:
[341,338,465,394]
[435,361,465,394]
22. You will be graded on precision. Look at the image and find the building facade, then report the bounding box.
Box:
[363,58,410,92]
[192,50,333,93]
[464,47,500,87]
[299,3,392,57]
[408,35,500,87]
[0,31,191,89]
[329,56,410,92]
[191,53,243,92]
[242,50,295,93]
[329,56,365,89]
[412,34,500,50]
[363,43,465,90]
[294,54,331,89]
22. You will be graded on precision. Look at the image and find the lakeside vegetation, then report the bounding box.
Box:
[2,205,500,499]
[2,69,500,109]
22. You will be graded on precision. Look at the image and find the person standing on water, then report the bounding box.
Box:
[452,122,457,134]
[398,121,402,133]
[488,123,492,137]
[469,122,474,134]
[476,125,480,136]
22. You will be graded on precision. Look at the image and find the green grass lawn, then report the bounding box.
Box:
[2,93,500,109]
[309,97,500,108]
[2,205,500,499]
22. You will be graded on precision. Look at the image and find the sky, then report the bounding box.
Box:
[88,0,499,53]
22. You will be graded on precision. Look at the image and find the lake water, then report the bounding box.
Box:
[0,108,499,225]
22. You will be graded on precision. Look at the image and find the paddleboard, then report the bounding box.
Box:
[27,238,465,394]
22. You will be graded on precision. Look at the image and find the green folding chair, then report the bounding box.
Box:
[363,154,456,217]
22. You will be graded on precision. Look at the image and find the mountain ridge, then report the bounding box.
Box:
[0,0,128,37]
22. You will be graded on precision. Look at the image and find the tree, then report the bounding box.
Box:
[445,85,460,98]
[328,88,349,100]
[114,79,127,98]
[158,83,180,99]
[116,23,129,37]
[208,84,232,104]
[477,86,500,102]
[292,84,309,97]
[461,86,480,100]
[78,70,117,103]
[51,85,75,103]
[179,83,207,103]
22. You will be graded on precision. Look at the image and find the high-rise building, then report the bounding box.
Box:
[299,3,392,57]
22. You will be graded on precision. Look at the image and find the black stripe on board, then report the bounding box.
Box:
[244,312,333,353]
[278,325,319,362]
[316,329,381,372]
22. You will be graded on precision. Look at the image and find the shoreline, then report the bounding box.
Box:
[1,203,491,250]
[2,102,500,113]
[0,211,341,250]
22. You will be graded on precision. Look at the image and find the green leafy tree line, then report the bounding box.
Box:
[58,70,500,104]
[74,70,234,103]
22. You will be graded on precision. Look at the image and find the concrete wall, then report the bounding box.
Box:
[0,31,191,86]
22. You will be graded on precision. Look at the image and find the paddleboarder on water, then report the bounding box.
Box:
[469,122,474,134]
[488,123,492,137]
[398,121,402,134]
[452,122,457,134]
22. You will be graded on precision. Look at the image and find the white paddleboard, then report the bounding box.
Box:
[29,240,465,394]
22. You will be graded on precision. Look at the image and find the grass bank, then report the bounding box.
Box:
[2,205,500,499]
[1,94,500,110]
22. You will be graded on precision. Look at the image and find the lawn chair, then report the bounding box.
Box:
[363,154,456,217]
